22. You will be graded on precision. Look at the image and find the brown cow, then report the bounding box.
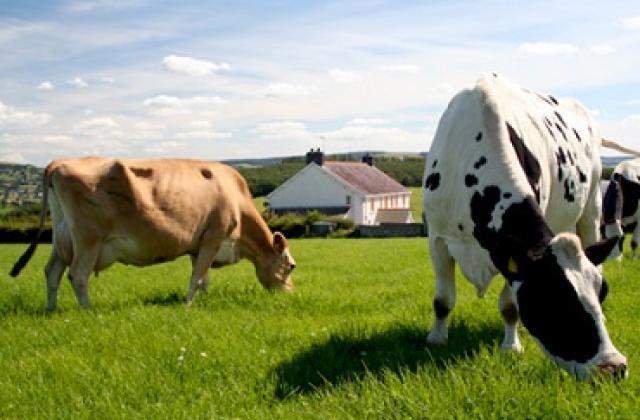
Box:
[10,157,295,310]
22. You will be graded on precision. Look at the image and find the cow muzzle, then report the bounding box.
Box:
[597,353,628,379]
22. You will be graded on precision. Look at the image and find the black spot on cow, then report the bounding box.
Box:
[555,123,568,141]
[624,221,638,234]
[475,132,483,141]
[424,173,441,191]
[473,156,487,170]
[564,178,575,202]
[602,180,623,226]
[506,122,541,203]
[501,302,519,324]
[503,192,512,199]
[433,298,450,319]
[554,111,567,129]
[201,168,213,179]
[566,150,574,166]
[465,174,478,187]
[130,167,153,178]
[548,95,559,105]
[599,278,609,304]
[432,159,438,168]
[577,166,587,183]
[537,93,553,106]
[572,128,582,142]
[614,173,640,218]
[557,148,567,164]
[558,167,563,182]
[492,72,498,78]
[516,252,601,363]
[471,190,552,281]
[637,175,640,182]
[458,224,464,231]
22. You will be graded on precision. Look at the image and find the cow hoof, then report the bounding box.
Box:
[501,341,524,353]
[426,331,448,345]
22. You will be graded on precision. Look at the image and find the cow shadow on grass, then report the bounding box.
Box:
[273,321,502,399]
[141,290,184,307]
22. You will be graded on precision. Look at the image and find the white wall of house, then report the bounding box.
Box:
[268,164,357,209]
[363,192,412,225]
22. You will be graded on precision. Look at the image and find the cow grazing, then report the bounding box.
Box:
[602,159,640,258]
[423,74,627,379]
[10,157,296,310]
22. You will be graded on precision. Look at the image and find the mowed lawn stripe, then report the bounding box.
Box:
[0,239,638,418]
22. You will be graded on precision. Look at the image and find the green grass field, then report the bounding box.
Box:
[1,239,639,418]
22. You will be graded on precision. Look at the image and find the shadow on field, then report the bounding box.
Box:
[141,291,184,307]
[273,321,502,398]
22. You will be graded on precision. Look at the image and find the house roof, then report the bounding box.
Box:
[322,161,408,195]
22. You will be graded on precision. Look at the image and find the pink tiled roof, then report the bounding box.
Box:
[322,161,408,195]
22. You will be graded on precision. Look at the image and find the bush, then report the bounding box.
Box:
[265,211,355,238]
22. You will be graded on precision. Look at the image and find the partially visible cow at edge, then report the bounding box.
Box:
[423,74,627,379]
[10,157,296,310]
[602,159,640,258]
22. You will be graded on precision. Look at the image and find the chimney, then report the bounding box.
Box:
[306,148,324,166]
[362,153,374,166]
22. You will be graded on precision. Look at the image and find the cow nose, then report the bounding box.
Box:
[290,263,296,270]
[598,354,628,379]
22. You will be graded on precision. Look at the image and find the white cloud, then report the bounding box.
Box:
[74,117,118,131]
[519,42,579,56]
[622,16,640,30]
[329,68,361,83]
[380,64,420,74]
[590,44,615,55]
[0,101,51,128]
[37,81,55,91]
[175,130,232,140]
[0,152,26,164]
[347,118,389,126]
[100,76,116,84]
[163,55,230,76]
[189,120,212,129]
[143,94,227,109]
[253,121,311,140]
[67,77,89,88]
[263,82,315,97]
[41,135,75,145]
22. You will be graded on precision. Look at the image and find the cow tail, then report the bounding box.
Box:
[601,138,640,158]
[9,171,50,277]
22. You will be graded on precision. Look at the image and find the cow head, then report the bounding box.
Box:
[256,232,295,291]
[510,233,627,379]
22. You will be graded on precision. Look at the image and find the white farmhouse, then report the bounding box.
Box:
[267,150,413,225]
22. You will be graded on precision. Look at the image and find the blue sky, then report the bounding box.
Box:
[1,0,640,165]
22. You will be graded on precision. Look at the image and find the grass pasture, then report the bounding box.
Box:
[0,239,639,418]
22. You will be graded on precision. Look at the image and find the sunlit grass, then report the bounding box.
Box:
[0,239,638,418]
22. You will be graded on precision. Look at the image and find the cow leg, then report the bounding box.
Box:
[631,228,639,259]
[426,236,456,345]
[45,251,67,311]
[68,242,101,309]
[499,281,523,352]
[186,233,224,305]
[190,255,210,293]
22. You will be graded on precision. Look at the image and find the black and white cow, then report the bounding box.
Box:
[423,73,627,379]
[602,159,640,258]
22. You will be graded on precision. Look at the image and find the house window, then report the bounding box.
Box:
[346,195,351,205]
[370,199,374,211]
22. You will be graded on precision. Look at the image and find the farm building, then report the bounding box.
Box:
[267,150,413,225]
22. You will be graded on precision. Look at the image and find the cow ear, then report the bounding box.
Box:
[273,232,288,254]
[585,237,619,266]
